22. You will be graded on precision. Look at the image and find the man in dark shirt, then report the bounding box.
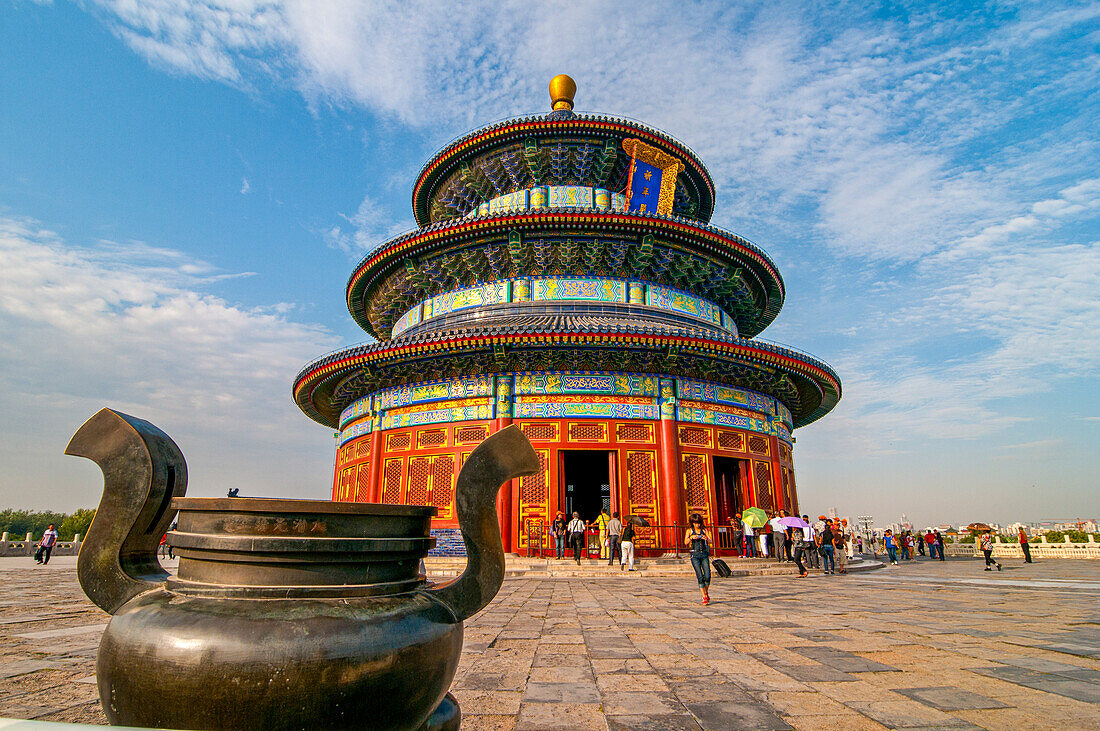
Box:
[818,521,835,574]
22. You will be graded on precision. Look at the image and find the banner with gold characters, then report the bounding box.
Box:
[622,138,684,216]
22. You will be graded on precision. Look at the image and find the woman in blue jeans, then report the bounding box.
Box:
[883,529,898,565]
[684,513,712,605]
[550,512,567,559]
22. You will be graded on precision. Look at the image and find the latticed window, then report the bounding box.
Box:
[418,429,447,449]
[354,464,371,502]
[568,422,605,441]
[626,452,655,504]
[683,454,709,510]
[455,425,489,444]
[754,461,773,512]
[617,424,653,442]
[679,427,710,447]
[521,423,557,441]
[356,441,371,459]
[431,457,455,511]
[779,442,793,463]
[339,467,355,501]
[748,435,770,455]
[520,450,549,505]
[387,433,411,450]
[717,430,744,451]
[381,459,403,503]
[407,457,432,505]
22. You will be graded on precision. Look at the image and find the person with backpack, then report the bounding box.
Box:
[883,530,898,565]
[567,512,586,564]
[792,527,808,578]
[684,513,712,605]
[742,513,756,558]
[36,524,59,565]
[980,530,1002,571]
[802,515,819,569]
[833,526,848,574]
[606,512,622,566]
[818,520,836,574]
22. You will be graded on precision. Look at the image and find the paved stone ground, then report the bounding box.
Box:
[1,556,1098,729]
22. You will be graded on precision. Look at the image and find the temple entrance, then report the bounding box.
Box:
[713,456,743,525]
[561,450,613,522]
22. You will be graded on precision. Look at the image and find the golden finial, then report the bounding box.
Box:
[549,74,577,111]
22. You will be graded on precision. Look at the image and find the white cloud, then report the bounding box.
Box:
[323,194,411,257]
[86,1,1099,264]
[0,216,340,510]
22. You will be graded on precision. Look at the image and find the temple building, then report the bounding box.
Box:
[293,76,841,555]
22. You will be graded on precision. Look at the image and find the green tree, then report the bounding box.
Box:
[0,509,66,540]
[59,508,96,540]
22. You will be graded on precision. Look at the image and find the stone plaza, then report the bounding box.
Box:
[1,556,1098,730]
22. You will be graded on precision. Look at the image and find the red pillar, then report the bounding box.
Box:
[494,376,515,553]
[366,427,383,503]
[494,416,515,553]
[656,378,684,552]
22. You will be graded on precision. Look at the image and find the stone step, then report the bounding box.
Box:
[425,554,885,579]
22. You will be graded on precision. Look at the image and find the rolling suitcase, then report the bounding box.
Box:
[711,558,732,578]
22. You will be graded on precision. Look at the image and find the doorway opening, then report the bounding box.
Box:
[713,456,743,526]
[561,450,613,522]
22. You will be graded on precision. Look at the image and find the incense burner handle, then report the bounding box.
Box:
[427,425,538,622]
[66,408,187,614]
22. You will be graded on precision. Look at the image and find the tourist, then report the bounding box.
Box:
[568,512,586,564]
[792,526,808,577]
[159,533,169,559]
[591,508,611,560]
[684,513,712,605]
[167,521,177,560]
[769,512,786,563]
[620,518,636,571]
[899,531,911,561]
[935,530,946,560]
[551,512,567,559]
[979,530,1002,571]
[758,526,770,558]
[801,515,819,569]
[606,512,622,566]
[780,509,794,561]
[1018,527,1032,564]
[731,514,744,558]
[36,523,58,565]
[833,524,848,574]
[818,520,835,574]
[917,531,926,557]
[924,530,937,559]
[842,519,855,560]
[884,529,898,565]
[742,513,756,558]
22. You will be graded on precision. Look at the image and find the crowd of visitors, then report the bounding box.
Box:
[542,505,1028,595]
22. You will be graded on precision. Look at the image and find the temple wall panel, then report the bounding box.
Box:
[330,373,800,553]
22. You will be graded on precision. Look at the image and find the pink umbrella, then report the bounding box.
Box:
[778,516,810,529]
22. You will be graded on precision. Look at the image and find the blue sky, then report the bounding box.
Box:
[1,1,1097,528]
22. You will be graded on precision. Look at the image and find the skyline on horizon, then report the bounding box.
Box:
[1,1,1097,528]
